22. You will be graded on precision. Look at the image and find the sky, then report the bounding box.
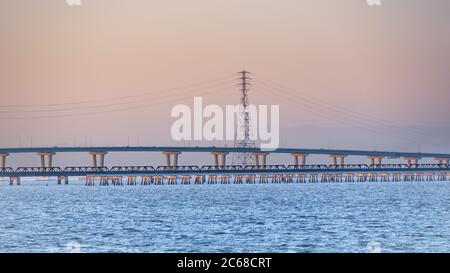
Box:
[0,0,449,166]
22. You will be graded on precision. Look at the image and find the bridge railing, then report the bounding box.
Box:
[155,166,201,172]
[200,165,245,171]
[367,164,405,169]
[243,165,287,171]
[64,167,110,172]
[15,167,63,173]
[286,165,329,171]
[0,167,15,173]
[110,166,155,172]
[366,164,448,169]
[330,164,369,170]
[413,163,449,169]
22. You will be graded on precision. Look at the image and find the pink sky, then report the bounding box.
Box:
[0,0,449,155]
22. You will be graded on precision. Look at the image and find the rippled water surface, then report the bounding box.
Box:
[1,179,450,252]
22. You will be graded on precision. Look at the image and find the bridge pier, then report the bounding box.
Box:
[405,156,421,166]
[438,172,448,181]
[154,176,164,185]
[210,152,228,167]
[234,175,243,184]
[271,174,281,183]
[37,152,55,168]
[89,152,107,168]
[253,152,269,166]
[344,173,354,182]
[141,176,150,185]
[219,175,230,184]
[9,176,20,186]
[283,174,294,183]
[330,154,347,166]
[127,176,137,186]
[257,174,267,183]
[380,173,389,182]
[208,175,217,184]
[180,175,191,185]
[99,176,109,186]
[57,176,69,185]
[0,153,9,168]
[368,156,384,165]
[291,153,308,166]
[356,173,366,182]
[295,174,306,183]
[247,174,255,184]
[162,152,180,167]
[194,175,204,184]
[167,175,177,185]
[85,176,95,186]
[111,176,123,186]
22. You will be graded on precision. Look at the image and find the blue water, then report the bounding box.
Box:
[1,180,450,253]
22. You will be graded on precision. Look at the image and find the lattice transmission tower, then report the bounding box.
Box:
[232,70,256,166]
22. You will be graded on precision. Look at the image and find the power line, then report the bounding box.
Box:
[0,85,231,120]
[256,87,424,145]
[0,79,235,114]
[254,78,443,143]
[0,74,234,108]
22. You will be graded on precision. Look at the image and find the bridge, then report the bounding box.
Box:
[1,146,450,169]
[1,164,449,185]
[0,146,449,186]
[2,72,449,186]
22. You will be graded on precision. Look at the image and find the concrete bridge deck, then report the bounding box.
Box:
[1,146,449,171]
[1,146,450,158]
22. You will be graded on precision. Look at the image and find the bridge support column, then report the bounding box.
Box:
[0,153,9,168]
[253,152,269,166]
[89,152,108,168]
[162,152,181,167]
[37,152,56,168]
[368,156,384,165]
[212,153,218,166]
[164,153,171,166]
[291,153,308,166]
[49,154,54,167]
[405,156,421,166]
[9,176,20,186]
[210,152,228,167]
[174,153,179,167]
[40,154,45,167]
[57,176,69,185]
[330,154,347,166]
[253,154,259,166]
